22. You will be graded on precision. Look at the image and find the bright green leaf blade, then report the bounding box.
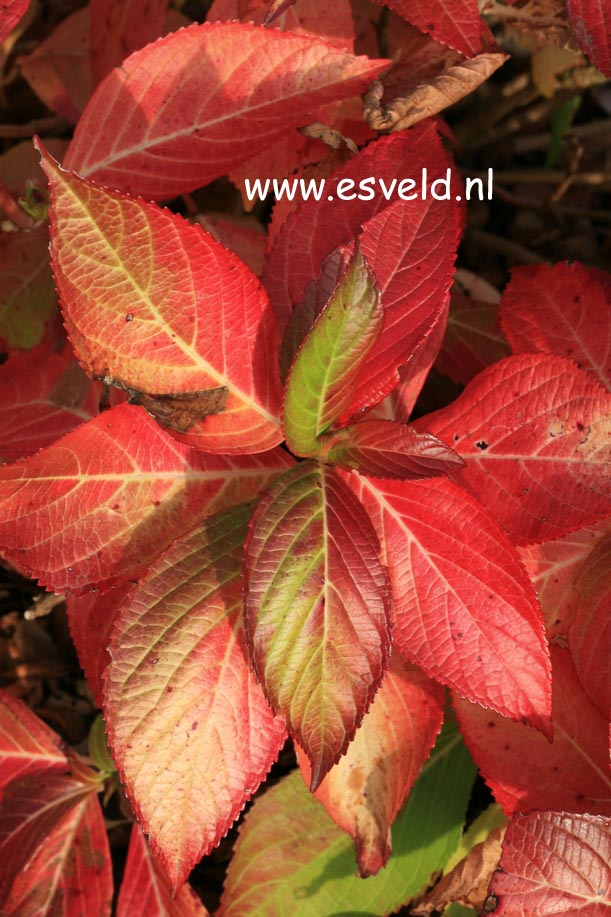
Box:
[282,247,382,456]
[220,717,476,917]
[444,804,507,875]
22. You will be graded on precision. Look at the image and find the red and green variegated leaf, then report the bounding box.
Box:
[0,402,293,593]
[89,0,169,84]
[67,583,134,706]
[0,0,31,43]
[568,533,611,717]
[244,461,392,789]
[320,419,464,479]
[454,645,611,817]
[345,474,552,735]
[566,0,611,77]
[220,718,475,916]
[420,354,611,543]
[283,247,383,456]
[518,518,611,638]
[2,787,112,916]
[39,147,282,455]
[372,0,484,56]
[296,654,444,877]
[64,22,388,199]
[0,345,105,463]
[0,690,68,792]
[436,291,509,386]
[500,262,611,391]
[105,502,287,891]
[264,124,455,331]
[0,226,57,350]
[117,826,210,917]
[208,0,355,50]
[487,811,611,916]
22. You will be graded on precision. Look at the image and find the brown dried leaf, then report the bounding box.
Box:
[299,123,359,154]
[125,387,229,433]
[497,0,580,51]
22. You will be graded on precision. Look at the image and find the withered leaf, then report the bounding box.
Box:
[102,377,229,433]
[299,122,359,154]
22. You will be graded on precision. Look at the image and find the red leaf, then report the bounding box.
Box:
[568,533,611,717]
[0,402,293,593]
[500,262,611,391]
[488,811,611,915]
[39,146,283,455]
[244,461,392,789]
[372,0,484,56]
[208,0,355,50]
[0,690,67,792]
[0,774,112,917]
[296,654,444,877]
[64,22,388,199]
[518,519,611,637]
[566,0,611,77]
[196,213,267,278]
[0,226,57,350]
[117,826,210,916]
[90,0,169,84]
[0,346,102,463]
[264,128,461,397]
[0,0,31,44]
[421,354,611,543]
[454,646,611,817]
[320,419,464,479]
[345,474,552,733]
[436,289,510,386]
[66,583,133,706]
[105,502,287,890]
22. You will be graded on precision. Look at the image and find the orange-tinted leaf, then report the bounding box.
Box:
[105,502,287,890]
[372,0,485,56]
[500,262,611,391]
[0,0,31,44]
[566,0,611,76]
[244,461,392,789]
[0,402,293,592]
[454,646,611,816]
[90,0,169,84]
[297,655,444,877]
[320,419,464,479]
[208,0,355,49]
[39,147,283,454]
[488,811,611,915]
[568,533,611,717]
[346,474,552,734]
[117,826,210,916]
[0,690,67,792]
[0,226,57,350]
[65,22,388,198]
[421,354,611,543]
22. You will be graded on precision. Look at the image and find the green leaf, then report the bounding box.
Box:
[88,715,115,779]
[282,246,382,457]
[220,717,477,916]
[444,804,507,875]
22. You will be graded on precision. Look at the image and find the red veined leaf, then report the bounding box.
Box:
[39,147,283,455]
[244,461,392,789]
[283,247,383,456]
[1,784,112,916]
[344,473,552,734]
[0,402,293,593]
[500,262,611,391]
[66,583,134,706]
[566,0,611,76]
[0,225,57,350]
[420,354,611,543]
[196,213,267,278]
[208,0,355,49]
[64,22,389,199]
[296,654,444,877]
[117,826,210,916]
[90,0,169,84]
[105,502,287,891]
[0,345,104,463]
[454,645,611,816]
[320,419,464,479]
[436,288,509,386]
[264,125,460,360]
[0,138,67,196]
[518,519,611,637]
[487,811,611,916]
[17,8,91,122]
[567,533,611,717]
[372,0,484,56]
[0,690,68,792]
[0,0,31,44]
